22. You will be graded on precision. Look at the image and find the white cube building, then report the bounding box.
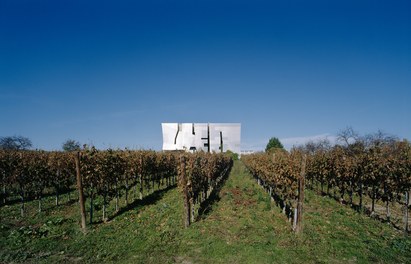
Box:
[161,123,241,154]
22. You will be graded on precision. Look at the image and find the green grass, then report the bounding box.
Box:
[1,160,411,263]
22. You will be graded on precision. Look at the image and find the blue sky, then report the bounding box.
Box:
[1,0,410,151]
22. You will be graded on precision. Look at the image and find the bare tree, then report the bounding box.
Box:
[362,130,397,148]
[0,136,32,150]
[337,127,359,147]
[304,138,331,154]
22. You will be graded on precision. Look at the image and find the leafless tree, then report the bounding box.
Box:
[0,135,32,150]
[362,130,398,148]
[304,138,332,154]
[337,127,359,147]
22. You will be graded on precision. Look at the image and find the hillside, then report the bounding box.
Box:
[1,161,410,263]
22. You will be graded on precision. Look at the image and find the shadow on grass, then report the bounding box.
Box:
[249,174,294,220]
[308,186,410,234]
[1,188,76,207]
[94,184,177,224]
[197,165,232,220]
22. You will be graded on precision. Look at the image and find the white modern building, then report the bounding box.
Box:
[161,123,241,154]
[240,150,255,155]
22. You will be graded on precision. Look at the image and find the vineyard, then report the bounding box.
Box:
[1,158,410,263]
[0,149,232,226]
[0,150,76,216]
[0,151,411,263]
[242,139,411,233]
[1,145,411,263]
[178,153,232,227]
[242,149,306,231]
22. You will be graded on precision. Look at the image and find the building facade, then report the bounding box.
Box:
[161,123,241,154]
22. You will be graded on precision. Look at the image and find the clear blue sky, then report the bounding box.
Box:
[1,0,410,151]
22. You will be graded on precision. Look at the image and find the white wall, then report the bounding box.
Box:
[161,123,241,154]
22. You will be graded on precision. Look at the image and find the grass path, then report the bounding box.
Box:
[1,160,411,263]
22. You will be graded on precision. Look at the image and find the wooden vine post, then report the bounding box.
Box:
[405,191,409,235]
[180,155,191,228]
[295,154,306,234]
[75,151,87,231]
[139,155,144,200]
